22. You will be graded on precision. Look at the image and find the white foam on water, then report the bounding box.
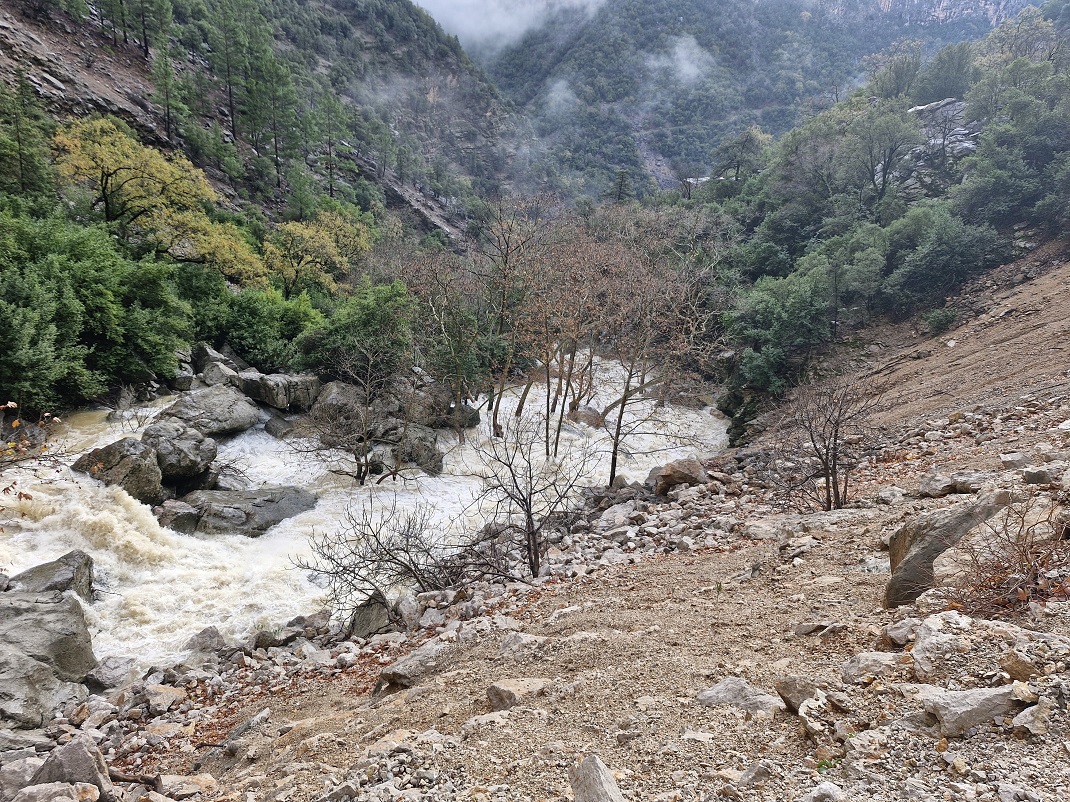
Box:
[1,365,727,668]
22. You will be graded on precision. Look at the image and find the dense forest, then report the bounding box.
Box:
[485,0,1011,196]
[3,0,1070,448]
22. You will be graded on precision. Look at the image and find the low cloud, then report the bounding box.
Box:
[647,35,716,86]
[414,0,606,54]
[544,78,578,113]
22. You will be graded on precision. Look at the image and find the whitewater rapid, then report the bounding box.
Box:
[1,374,728,668]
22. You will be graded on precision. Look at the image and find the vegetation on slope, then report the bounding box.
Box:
[486,0,1006,197]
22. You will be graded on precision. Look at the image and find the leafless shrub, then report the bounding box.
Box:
[472,414,598,577]
[764,375,886,511]
[943,495,1070,618]
[293,498,484,633]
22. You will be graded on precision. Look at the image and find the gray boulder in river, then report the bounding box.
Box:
[160,384,260,437]
[162,486,317,536]
[6,551,94,601]
[141,419,218,479]
[70,438,169,506]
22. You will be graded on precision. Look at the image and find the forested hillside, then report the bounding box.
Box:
[483,0,1028,196]
[4,0,1070,435]
[703,2,1070,430]
[6,0,512,216]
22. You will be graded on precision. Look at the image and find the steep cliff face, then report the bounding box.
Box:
[813,0,1031,25]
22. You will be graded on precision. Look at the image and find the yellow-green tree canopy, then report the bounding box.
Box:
[53,116,265,285]
[264,209,372,298]
[54,116,215,229]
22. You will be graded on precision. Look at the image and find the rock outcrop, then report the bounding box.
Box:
[71,439,168,506]
[160,385,259,437]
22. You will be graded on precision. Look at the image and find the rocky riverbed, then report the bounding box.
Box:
[3,383,1070,801]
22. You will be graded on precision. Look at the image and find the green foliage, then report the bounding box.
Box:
[0,213,188,410]
[227,289,323,372]
[300,281,414,391]
[922,307,958,334]
[882,206,1007,315]
[0,72,53,197]
[727,273,830,393]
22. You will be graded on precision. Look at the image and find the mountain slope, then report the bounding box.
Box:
[0,0,513,230]
[482,0,1029,196]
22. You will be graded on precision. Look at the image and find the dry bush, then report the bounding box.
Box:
[763,376,886,511]
[293,498,483,634]
[943,494,1070,618]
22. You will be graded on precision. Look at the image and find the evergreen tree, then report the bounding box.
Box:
[0,72,53,196]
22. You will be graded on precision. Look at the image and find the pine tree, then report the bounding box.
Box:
[0,72,52,196]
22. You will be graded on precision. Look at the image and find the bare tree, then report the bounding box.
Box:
[766,376,886,511]
[467,195,558,436]
[591,207,721,486]
[294,498,472,633]
[472,414,598,578]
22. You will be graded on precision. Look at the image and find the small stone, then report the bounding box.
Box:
[841,652,901,684]
[919,473,955,498]
[736,760,774,788]
[882,618,921,646]
[145,684,187,716]
[999,649,1040,682]
[802,781,845,802]
[1022,467,1052,485]
[697,677,785,717]
[999,452,1027,469]
[1012,699,1053,736]
[877,486,906,505]
[159,773,218,800]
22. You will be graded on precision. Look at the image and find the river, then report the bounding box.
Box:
[0,373,728,669]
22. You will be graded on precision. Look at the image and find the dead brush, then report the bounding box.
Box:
[943,493,1070,618]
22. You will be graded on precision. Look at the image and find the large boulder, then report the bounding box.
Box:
[0,592,96,728]
[71,439,168,506]
[160,385,259,437]
[177,487,316,536]
[647,458,710,496]
[885,491,1010,607]
[0,647,88,729]
[29,735,113,800]
[240,371,321,411]
[141,420,217,480]
[393,425,444,476]
[7,552,93,601]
